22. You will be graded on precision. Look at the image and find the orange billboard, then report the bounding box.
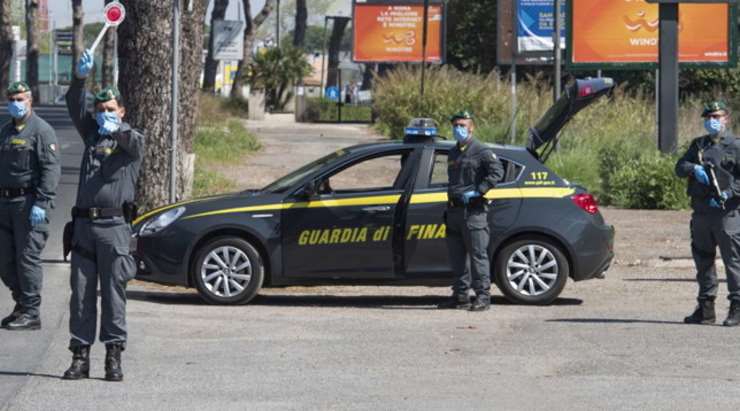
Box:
[353,2,445,63]
[570,0,731,65]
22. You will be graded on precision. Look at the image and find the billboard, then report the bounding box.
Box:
[517,0,565,52]
[353,0,445,63]
[568,0,735,68]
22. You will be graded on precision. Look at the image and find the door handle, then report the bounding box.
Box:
[362,205,391,213]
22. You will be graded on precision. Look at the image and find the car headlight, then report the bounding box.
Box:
[139,207,186,237]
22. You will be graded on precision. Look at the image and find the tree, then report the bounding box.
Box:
[0,0,13,92]
[446,0,497,73]
[202,0,228,93]
[231,0,275,102]
[250,45,310,110]
[292,0,306,48]
[72,0,84,77]
[25,0,39,98]
[118,0,208,210]
[325,17,349,89]
[102,0,117,87]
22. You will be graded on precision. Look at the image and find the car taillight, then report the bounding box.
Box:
[571,193,599,215]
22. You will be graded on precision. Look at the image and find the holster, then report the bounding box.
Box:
[63,219,75,262]
[123,201,139,224]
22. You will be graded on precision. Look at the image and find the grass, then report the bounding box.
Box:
[306,98,374,123]
[192,94,261,198]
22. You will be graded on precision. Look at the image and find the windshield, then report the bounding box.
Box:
[259,150,346,193]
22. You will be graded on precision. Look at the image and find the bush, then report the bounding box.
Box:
[371,65,706,209]
[608,152,688,209]
[305,98,373,122]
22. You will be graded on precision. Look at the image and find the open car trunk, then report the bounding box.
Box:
[527,78,615,162]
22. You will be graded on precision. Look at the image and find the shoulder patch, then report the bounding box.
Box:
[49,143,57,152]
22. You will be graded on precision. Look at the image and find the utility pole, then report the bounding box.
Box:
[420,0,429,101]
[553,0,562,102]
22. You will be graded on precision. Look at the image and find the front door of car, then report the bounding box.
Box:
[281,149,417,279]
[403,148,523,278]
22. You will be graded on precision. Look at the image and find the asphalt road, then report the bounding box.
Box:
[1,109,740,410]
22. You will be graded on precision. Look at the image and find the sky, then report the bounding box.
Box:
[48,0,351,29]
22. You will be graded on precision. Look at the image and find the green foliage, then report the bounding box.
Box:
[608,152,688,210]
[373,65,698,209]
[305,98,373,122]
[193,94,261,197]
[249,45,312,111]
[446,0,497,72]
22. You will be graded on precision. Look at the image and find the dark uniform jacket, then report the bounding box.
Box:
[65,78,145,211]
[0,112,60,210]
[676,132,740,213]
[447,138,505,205]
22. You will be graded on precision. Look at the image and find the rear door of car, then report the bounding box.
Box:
[402,145,524,278]
[281,147,420,279]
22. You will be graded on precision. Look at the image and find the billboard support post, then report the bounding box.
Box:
[553,0,562,103]
[657,2,679,154]
[420,0,429,102]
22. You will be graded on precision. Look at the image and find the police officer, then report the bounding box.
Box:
[62,50,145,381]
[438,111,504,312]
[676,100,740,327]
[0,81,60,330]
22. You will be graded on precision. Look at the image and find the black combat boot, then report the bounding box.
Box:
[1,305,22,328]
[105,343,124,382]
[469,295,491,312]
[437,294,472,310]
[723,300,740,327]
[684,298,716,324]
[62,346,90,380]
[5,313,41,330]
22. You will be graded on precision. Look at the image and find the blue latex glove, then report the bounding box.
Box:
[29,205,45,226]
[462,190,480,204]
[96,111,121,135]
[77,49,94,78]
[693,164,709,185]
[709,191,730,208]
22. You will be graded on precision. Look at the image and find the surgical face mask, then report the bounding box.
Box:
[96,111,120,128]
[7,101,28,119]
[453,125,470,143]
[704,117,724,135]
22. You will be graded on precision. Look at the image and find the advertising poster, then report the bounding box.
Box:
[570,0,730,65]
[517,0,566,52]
[353,2,444,63]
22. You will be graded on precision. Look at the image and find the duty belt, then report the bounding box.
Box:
[72,206,124,219]
[448,197,489,208]
[0,187,31,198]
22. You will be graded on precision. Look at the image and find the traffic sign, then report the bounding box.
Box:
[212,20,245,61]
[325,86,340,101]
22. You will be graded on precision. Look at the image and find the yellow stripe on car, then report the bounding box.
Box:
[178,187,576,221]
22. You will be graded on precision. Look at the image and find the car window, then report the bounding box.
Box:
[321,151,411,194]
[429,150,521,188]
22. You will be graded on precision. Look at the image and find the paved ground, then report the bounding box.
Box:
[2,110,740,411]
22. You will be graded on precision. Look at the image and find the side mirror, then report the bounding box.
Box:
[297,181,318,198]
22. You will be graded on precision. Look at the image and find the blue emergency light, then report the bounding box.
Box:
[404,118,438,143]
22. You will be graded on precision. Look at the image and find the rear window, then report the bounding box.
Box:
[429,151,522,188]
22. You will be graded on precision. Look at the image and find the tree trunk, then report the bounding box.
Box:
[293,0,307,48]
[102,0,117,87]
[230,0,274,102]
[72,0,84,78]
[202,0,228,93]
[25,0,39,99]
[118,0,208,210]
[0,0,14,92]
[325,17,348,89]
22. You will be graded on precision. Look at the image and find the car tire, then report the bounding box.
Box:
[494,236,569,305]
[192,237,264,305]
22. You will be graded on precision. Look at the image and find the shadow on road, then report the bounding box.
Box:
[126,290,582,309]
[547,318,686,326]
[624,278,726,283]
[0,371,61,380]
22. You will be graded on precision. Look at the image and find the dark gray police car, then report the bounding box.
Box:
[133,78,615,305]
